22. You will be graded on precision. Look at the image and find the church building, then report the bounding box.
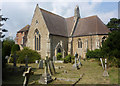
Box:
[16,4,110,59]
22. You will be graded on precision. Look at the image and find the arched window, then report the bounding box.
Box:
[39,35,41,50]
[34,29,41,51]
[35,36,36,50]
[37,38,38,50]
[78,38,82,48]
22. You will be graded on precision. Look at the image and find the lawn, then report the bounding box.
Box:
[2,59,119,85]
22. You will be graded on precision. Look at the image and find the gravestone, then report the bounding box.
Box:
[23,67,34,86]
[53,56,57,62]
[38,59,43,69]
[25,55,28,68]
[100,58,104,70]
[73,52,79,69]
[39,57,52,84]
[103,58,109,77]
[49,60,56,75]
[78,56,82,67]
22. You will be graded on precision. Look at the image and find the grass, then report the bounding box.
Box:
[2,59,119,85]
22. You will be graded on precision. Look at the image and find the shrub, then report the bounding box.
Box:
[64,54,75,63]
[16,47,41,63]
[56,53,62,60]
[11,44,20,54]
[86,49,103,59]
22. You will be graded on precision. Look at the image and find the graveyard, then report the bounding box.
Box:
[2,59,118,85]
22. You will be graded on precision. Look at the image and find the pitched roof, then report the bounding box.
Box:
[65,17,74,36]
[40,8,68,37]
[39,7,110,37]
[17,25,30,33]
[73,16,110,37]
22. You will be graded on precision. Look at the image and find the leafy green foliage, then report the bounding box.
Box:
[64,54,75,63]
[107,18,120,29]
[2,37,15,67]
[86,49,103,59]
[56,53,62,60]
[101,30,120,67]
[11,44,20,54]
[16,47,41,63]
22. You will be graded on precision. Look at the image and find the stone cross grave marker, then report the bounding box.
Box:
[103,58,109,77]
[39,57,52,84]
[23,67,34,86]
[100,58,104,70]
[49,60,56,75]
[25,55,28,68]
[44,57,52,84]
[38,59,43,69]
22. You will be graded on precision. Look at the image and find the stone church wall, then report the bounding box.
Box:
[26,5,50,59]
[50,35,68,59]
[72,35,107,59]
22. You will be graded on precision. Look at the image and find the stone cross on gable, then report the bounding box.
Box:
[23,67,34,86]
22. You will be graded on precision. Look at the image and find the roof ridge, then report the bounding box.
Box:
[40,8,64,19]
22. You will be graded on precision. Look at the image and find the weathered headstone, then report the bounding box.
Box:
[103,58,109,77]
[38,59,43,69]
[23,67,34,86]
[100,58,104,70]
[53,56,57,62]
[78,56,82,67]
[49,60,56,75]
[39,57,52,84]
[73,52,79,69]
[25,55,28,68]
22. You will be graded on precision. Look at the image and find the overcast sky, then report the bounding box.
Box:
[0,0,119,39]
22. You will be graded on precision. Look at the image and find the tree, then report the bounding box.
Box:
[107,18,120,31]
[2,37,15,67]
[11,44,20,55]
[101,30,120,67]
[0,9,9,68]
